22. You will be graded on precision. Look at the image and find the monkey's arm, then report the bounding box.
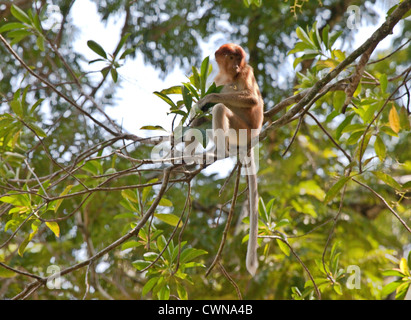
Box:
[197,91,258,111]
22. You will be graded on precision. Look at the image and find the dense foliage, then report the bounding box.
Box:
[0,0,410,300]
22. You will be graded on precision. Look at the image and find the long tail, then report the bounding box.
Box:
[245,150,259,276]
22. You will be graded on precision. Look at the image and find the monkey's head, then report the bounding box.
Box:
[215,43,246,76]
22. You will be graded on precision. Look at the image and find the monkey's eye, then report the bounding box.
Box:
[229,55,234,60]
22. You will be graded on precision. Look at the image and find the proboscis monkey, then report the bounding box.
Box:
[197,43,264,276]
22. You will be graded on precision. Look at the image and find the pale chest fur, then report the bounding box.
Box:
[215,73,245,93]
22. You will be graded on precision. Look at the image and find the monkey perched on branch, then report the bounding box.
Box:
[197,43,264,276]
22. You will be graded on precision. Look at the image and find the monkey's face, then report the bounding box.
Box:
[215,44,246,76]
[216,54,242,75]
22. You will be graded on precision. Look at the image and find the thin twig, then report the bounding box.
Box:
[206,163,242,276]
[368,39,411,65]
[353,178,411,233]
[306,112,352,162]
[260,235,321,300]
[321,171,350,283]
[217,262,242,300]
[82,262,92,300]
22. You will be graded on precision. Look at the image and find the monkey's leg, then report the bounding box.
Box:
[212,103,231,158]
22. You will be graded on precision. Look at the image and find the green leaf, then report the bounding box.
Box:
[11,5,31,24]
[18,228,38,256]
[200,56,210,96]
[265,198,276,220]
[336,114,354,140]
[177,283,188,300]
[374,135,386,161]
[158,285,170,300]
[32,12,42,32]
[333,49,346,62]
[132,260,151,270]
[329,30,343,49]
[293,53,318,69]
[258,197,269,222]
[296,27,314,46]
[333,91,347,113]
[29,98,44,114]
[53,184,73,213]
[341,123,366,134]
[190,66,201,90]
[182,85,192,111]
[36,36,45,51]
[160,85,182,95]
[121,240,142,250]
[380,125,398,137]
[382,270,405,277]
[119,199,139,213]
[142,179,157,204]
[333,283,343,295]
[156,235,168,253]
[243,0,251,7]
[7,29,32,40]
[399,257,409,275]
[399,107,411,130]
[346,130,365,145]
[380,74,388,93]
[157,198,173,207]
[140,125,167,131]
[276,219,290,229]
[276,239,290,257]
[0,194,28,206]
[324,176,351,204]
[87,40,107,59]
[179,248,208,264]
[153,91,177,109]
[183,83,199,100]
[288,41,315,55]
[372,171,402,190]
[143,252,158,262]
[100,66,110,78]
[119,47,136,60]
[10,100,23,118]
[322,24,330,49]
[82,160,102,175]
[361,102,379,123]
[308,22,321,50]
[395,283,410,300]
[154,213,182,228]
[9,30,31,45]
[121,189,138,203]
[382,281,403,297]
[0,22,26,33]
[28,123,47,138]
[142,277,159,296]
[358,132,371,163]
[111,68,118,83]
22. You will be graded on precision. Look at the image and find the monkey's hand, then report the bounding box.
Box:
[197,94,217,112]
